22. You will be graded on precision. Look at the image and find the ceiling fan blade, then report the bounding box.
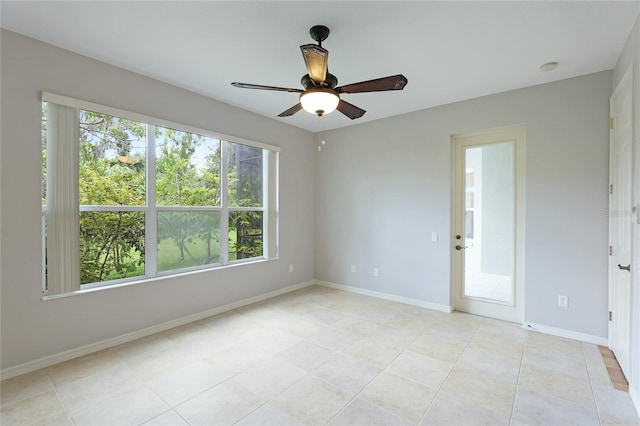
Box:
[231,82,303,93]
[300,44,328,84]
[336,99,366,120]
[336,74,408,94]
[278,103,303,117]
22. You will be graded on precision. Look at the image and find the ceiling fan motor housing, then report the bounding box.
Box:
[301,73,338,89]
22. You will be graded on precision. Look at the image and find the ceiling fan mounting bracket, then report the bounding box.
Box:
[309,25,330,45]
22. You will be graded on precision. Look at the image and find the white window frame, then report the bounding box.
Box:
[42,92,279,297]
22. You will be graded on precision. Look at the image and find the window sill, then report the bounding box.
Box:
[42,257,280,301]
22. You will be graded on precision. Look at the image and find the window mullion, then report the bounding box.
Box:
[146,125,158,277]
[220,140,229,265]
[79,205,147,212]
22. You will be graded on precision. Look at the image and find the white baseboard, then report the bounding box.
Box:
[315,281,608,347]
[522,322,608,346]
[0,280,315,380]
[315,280,452,313]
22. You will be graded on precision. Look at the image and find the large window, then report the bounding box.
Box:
[42,93,279,296]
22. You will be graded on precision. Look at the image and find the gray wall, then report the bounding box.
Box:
[613,12,640,412]
[315,71,612,338]
[0,30,316,370]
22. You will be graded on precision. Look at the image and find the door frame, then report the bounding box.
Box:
[452,126,526,323]
[608,64,634,379]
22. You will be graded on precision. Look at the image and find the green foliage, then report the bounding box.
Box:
[227,143,264,260]
[43,106,265,287]
[226,143,263,207]
[155,128,223,268]
[156,128,199,206]
[157,216,222,271]
[229,211,263,260]
[80,212,145,283]
[77,111,146,284]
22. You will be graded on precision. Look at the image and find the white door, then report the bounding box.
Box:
[609,65,633,380]
[453,127,525,323]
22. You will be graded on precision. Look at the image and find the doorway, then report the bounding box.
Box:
[609,65,633,380]
[453,127,525,323]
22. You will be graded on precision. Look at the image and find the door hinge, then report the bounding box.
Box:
[610,117,615,129]
[609,246,613,256]
[610,184,614,195]
[609,311,612,321]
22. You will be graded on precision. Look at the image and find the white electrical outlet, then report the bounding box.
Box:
[289,264,294,272]
[558,295,568,308]
[431,232,438,242]
[373,268,379,277]
[351,265,356,273]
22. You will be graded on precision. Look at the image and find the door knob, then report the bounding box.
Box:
[618,264,631,272]
[455,245,467,250]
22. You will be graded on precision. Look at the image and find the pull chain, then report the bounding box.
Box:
[318,116,326,152]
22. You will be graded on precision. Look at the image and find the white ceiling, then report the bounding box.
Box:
[2,1,639,132]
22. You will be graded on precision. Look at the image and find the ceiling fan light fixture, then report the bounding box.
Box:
[300,88,339,116]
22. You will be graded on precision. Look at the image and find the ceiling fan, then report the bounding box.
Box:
[231,25,408,120]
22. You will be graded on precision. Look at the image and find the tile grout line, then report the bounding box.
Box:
[206,293,404,425]
[416,314,483,425]
[230,373,304,426]
[112,340,249,424]
[203,294,338,425]
[322,308,449,425]
[264,290,436,425]
[0,375,52,411]
[46,371,76,426]
[509,329,528,426]
[176,302,321,425]
[319,306,412,425]
[583,343,605,426]
[105,355,175,425]
[321,354,399,425]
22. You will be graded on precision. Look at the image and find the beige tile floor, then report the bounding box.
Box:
[465,272,512,304]
[2,285,639,426]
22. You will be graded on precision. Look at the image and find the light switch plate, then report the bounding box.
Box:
[558,295,568,308]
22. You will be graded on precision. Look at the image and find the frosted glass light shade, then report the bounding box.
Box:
[300,89,339,116]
